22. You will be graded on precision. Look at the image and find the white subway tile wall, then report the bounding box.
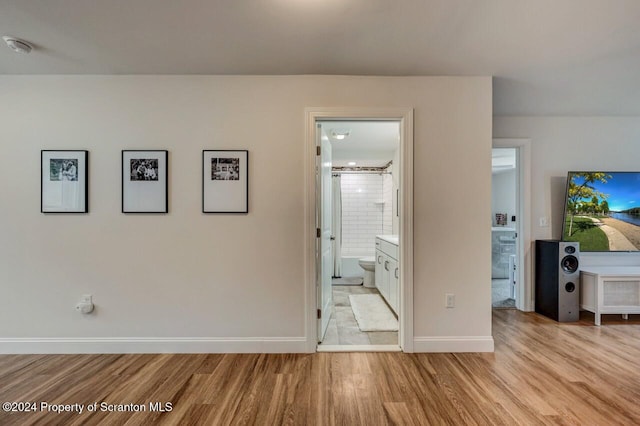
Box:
[382,166,393,234]
[341,174,383,256]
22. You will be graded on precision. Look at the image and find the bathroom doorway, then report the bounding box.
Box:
[491,148,519,308]
[491,139,532,312]
[319,120,400,349]
[305,108,414,352]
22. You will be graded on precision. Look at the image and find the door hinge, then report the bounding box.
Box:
[317,309,322,319]
[317,228,321,238]
[316,146,321,156]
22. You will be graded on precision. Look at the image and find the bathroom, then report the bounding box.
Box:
[491,148,518,309]
[319,121,401,347]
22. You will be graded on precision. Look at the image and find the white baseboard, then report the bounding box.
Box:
[413,336,494,353]
[0,337,308,354]
[0,336,494,354]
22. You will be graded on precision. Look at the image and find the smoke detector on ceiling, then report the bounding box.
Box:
[3,36,33,53]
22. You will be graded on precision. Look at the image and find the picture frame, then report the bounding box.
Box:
[122,150,168,213]
[41,150,88,213]
[202,150,249,213]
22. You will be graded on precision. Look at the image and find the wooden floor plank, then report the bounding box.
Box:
[2,310,640,425]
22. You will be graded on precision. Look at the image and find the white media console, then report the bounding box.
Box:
[580,266,640,325]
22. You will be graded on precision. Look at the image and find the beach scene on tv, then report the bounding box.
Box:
[563,172,640,251]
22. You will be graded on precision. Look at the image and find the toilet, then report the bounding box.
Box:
[358,257,376,288]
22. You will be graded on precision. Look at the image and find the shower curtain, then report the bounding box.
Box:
[332,175,342,278]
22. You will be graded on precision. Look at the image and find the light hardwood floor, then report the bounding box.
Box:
[2,310,640,425]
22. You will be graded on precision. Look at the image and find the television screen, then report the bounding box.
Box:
[562,172,640,252]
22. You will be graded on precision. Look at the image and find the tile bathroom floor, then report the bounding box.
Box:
[320,285,398,346]
[492,278,515,308]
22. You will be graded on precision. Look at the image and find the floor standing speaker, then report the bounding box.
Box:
[535,240,580,322]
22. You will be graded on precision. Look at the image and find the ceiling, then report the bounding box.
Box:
[492,148,516,174]
[2,0,640,115]
[321,121,399,167]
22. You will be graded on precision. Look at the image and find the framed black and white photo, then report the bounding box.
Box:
[41,150,88,213]
[122,150,168,213]
[203,150,248,213]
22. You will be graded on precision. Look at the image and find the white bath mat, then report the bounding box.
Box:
[349,294,398,332]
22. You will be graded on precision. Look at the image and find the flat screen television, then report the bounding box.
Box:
[562,171,640,252]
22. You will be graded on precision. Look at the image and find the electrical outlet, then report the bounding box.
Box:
[539,217,549,227]
[446,293,455,308]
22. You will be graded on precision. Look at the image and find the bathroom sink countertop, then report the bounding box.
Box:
[376,235,399,245]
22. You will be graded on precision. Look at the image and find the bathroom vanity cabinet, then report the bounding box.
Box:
[375,236,399,315]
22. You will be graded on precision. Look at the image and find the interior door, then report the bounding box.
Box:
[317,124,333,342]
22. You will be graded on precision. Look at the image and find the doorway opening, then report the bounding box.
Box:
[305,108,414,353]
[491,139,532,312]
[318,121,400,349]
[492,148,519,308]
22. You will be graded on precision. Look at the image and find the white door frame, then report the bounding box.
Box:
[304,107,414,352]
[493,138,532,311]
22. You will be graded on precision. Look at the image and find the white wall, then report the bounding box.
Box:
[494,116,640,267]
[492,169,516,227]
[392,148,400,234]
[382,166,393,235]
[0,75,492,353]
[341,174,383,257]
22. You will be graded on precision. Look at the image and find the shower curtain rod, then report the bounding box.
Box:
[332,171,392,176]
[332,161,392,175]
